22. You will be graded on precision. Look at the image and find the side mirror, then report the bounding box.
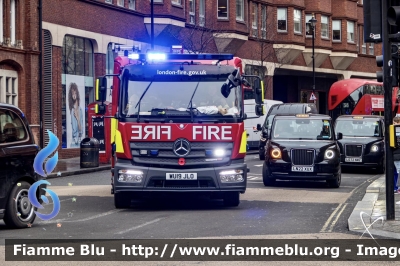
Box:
[95,76,107,114]
[253,79,264,105]
[336,132,343,140]
[257,123,262,131]
[255,104,264,117]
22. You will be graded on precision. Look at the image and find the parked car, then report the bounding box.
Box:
[334,115,385,173]
[256,103,318,160]
[262,113,342,188]
[244,99,283,150]
[0,103,45,228]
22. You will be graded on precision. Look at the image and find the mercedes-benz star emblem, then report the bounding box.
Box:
[173,139,191,157]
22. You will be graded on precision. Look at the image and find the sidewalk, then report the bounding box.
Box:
[348,175,400,239]
[46,157,111,179]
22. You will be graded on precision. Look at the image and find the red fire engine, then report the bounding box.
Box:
[93,52,264,208]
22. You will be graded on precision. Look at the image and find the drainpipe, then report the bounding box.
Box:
[38,0,43,148]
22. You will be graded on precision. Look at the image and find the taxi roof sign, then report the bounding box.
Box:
[353,116,364,119]
[296,114,309,118]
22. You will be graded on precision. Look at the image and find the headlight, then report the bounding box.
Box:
[371,145,379,152]
[214,149,225,157]
[324,150,335,160]
[271,148,281,159]
[118,170,143,183]
[219,170,244,183]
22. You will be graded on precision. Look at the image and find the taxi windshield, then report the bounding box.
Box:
[335,119,380,137]
[272,118,333,140]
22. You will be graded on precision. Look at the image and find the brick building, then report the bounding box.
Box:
[1,0,379,158]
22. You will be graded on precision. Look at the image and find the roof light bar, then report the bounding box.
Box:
[136,53,234,61]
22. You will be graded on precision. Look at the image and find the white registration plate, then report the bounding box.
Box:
[345,157,362,162]
[291,166,314,172]
[166,173,197,180]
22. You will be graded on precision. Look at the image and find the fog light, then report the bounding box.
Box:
[219,169,244,183]
[150,150,159,156]
[118,170,144,183]
[140,150,148,155]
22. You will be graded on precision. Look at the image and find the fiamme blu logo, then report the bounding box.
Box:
[28,130,61,221]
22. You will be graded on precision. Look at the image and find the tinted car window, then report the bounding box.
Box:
[272,118,333,140]
[335,119,381,137]
[0,109,28,144]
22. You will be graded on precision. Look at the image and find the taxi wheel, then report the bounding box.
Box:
[327,173,341,188]
[114,192,131,209]
[223,192,240,207]
[262,162,275,186]
[4,181,37,228]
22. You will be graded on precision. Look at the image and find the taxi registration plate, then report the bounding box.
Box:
[345,157,362,162]
[291,166,313,172]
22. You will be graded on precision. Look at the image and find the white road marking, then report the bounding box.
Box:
[38,209,123,224]
[115,218,162,235]
[254,164,263,167]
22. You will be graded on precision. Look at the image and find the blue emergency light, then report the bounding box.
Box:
[132,53,234,61]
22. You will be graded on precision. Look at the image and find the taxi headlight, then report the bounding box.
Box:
[371,145,379,152]
[324,150,335,160]
[118,170,143,183]
[271,148,282,159]
[219,170,244,183]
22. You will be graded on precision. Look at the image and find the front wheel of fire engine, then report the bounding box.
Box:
[262,162,275,186]
[114,192,131,209]
[4,181,36,228]
[223,192,240,207]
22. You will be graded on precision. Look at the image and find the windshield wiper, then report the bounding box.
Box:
[187,82,200,123]
[135,81,153,122]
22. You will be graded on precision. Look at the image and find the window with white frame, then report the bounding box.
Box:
[236,0,244,21]
[277,8,287,32]
[332,20,341,41]
[199,0,205,26]
[105,0,112,3]
[218,0,228,19]
[172,0,181,5]
[252,3,258,37]
[305,14,312,36]
[10,0,16,46]
[369,43,374,55]
[0,70,18,106]
[321,15,329,38]
[117,0,124,6]
[347,21,355,42]
[128,0,135,10]
[361,27,366,54]
[261,5,267,39]
[294,9,302,33]
[189,0,195,24]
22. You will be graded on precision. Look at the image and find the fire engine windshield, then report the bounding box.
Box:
[272,118,333,140]
[123,81,242,117]
[335,120,381,137]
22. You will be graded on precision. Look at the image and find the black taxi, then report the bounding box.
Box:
[262,114,342,188]
[334,115,385,173]
[0,103,45,228]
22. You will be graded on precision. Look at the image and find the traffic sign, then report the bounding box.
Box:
[309,92,317,101]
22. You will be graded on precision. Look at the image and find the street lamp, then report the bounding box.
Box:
[309,14,317,92]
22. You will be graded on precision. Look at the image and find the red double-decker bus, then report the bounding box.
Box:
[328,78,400,121]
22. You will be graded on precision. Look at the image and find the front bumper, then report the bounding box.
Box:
[267,159,340,180]
[340,152,384,168]
[113,159,248,194]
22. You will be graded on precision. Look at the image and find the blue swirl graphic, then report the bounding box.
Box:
[33,130,59,177]
[28,180,60,221]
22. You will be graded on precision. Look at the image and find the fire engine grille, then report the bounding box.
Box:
[291,149,315,166]
[130,141,233,167]
[146,178,216,189]
[345,145,363,157]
